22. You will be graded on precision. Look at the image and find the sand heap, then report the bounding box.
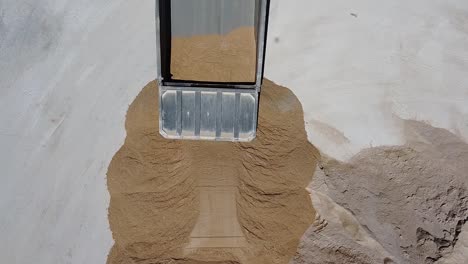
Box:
[106,78,319,264]
[291,120,468,264]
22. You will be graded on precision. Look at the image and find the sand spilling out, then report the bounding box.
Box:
[106,26,319,263]
[170,27,257,83]
[107,79,319,264]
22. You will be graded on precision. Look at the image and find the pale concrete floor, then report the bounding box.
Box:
[2,0,468,263]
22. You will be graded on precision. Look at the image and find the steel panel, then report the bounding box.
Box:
[159,86,258,141]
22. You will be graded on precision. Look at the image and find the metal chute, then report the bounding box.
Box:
[156,0,270,141]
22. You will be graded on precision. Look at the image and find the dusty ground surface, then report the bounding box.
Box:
[171,27,257,83]
[3,2,468,264]
[291,120,468,264]
[106,79,319,264]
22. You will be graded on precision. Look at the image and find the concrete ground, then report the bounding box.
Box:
[1,0,468,263]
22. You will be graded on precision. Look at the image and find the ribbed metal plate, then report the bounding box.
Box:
[159,86,258,141]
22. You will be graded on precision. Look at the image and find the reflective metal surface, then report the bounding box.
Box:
[160,86,258,141]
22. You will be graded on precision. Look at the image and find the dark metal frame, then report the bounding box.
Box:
[156,0,270,90]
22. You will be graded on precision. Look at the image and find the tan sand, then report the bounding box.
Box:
[107,27,319,264]
[185,145,248,250]
[292,120,468,264]
[171,27,257,83]
[106,79,319,264]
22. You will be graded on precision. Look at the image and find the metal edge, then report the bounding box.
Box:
[159,85,258,94]
[159,133,256,142]
[155,0,162,85]
[255,0,269,91]
[159,121,256,142]
[162,81,256,90]
[158,85,165,139]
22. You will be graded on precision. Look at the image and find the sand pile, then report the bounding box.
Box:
[171,27,257,83]
[292,120,468,264]
[106,78,319,264]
